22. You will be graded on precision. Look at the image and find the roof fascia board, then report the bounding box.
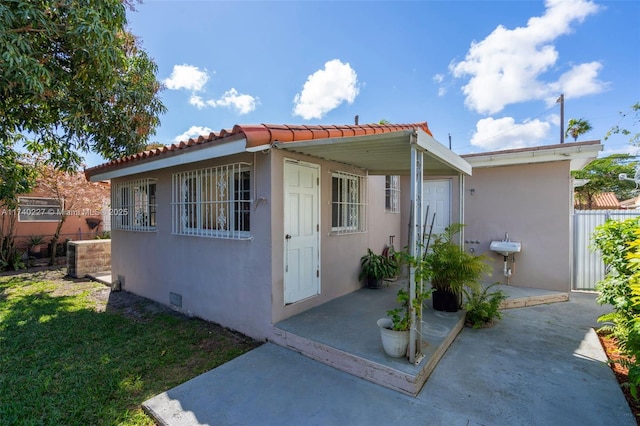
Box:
[415,129,472,176]
[464,144,602,169]
[87,139,247,181]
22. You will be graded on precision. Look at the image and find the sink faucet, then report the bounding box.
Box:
[504,232,509,241]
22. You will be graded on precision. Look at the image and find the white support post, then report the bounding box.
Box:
[409,137,424,364]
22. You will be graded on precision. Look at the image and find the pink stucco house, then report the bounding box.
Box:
[3,171,110,256]
[461,141,602,292]
[85,122,469,346]
[84,122,601,344]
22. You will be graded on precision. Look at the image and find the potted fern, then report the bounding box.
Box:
[424,224,490,312]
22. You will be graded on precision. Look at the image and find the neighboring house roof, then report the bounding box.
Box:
[85,122,472,181]
[462,141,602,171]
[27,170,111,209]
[620,194,640,209]
[575,192,620,210]
[595,192,621,209]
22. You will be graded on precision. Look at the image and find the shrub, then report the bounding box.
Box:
[463,283,507,328]
[592,216,640,397]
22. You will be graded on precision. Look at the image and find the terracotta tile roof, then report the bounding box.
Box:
[593,192,621,209]
[575,191,621,209]
[84,122,432,179]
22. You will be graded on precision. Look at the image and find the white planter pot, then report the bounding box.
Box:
[377,318,409,358]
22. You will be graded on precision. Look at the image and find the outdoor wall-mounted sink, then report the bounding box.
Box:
[490,241,522,256]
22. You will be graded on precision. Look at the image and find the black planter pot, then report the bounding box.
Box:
[432,289,460,312]
[366,276,383,289]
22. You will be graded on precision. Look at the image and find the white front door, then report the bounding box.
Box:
[423,179,451,236]
[284,160,320,304]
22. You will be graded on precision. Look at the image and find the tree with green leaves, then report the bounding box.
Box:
[606,102,640,146]
[0,0,166,172]
[565,118,593,142]
[0,143,38,270]
[572,154,638,209]
[0,1,165,269]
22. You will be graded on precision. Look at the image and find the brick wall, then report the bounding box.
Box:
[67,239,111,278]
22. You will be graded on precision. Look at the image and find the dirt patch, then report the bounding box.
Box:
[3,266,193,322]
[598,330,640,424]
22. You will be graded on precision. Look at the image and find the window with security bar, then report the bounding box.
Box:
[172,162,251,239]
[331,171,367,234]
[385,175,400,213]
[112,179,157,231]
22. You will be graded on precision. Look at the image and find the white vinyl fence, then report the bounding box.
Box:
[573,209,640,290]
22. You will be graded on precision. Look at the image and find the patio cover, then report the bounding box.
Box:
[274,128,471,364]
[271,128,471,177]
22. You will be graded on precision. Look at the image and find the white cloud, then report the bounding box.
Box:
[164,64,258,114]
[164,64,210,91]
[189,94,206,109]
[293,59,359,120]
[602,144,640,158]
[174,125,214,143]
[549,62,609,103]
[434,74,448,96]
[206,88,258,114]
[470,116,552,151]
[451,0,602,114]
[188,89,258,114]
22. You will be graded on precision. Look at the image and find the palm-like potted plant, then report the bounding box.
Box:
[359,248,396,289]
[27,235,45,255]
[424,223,491,312]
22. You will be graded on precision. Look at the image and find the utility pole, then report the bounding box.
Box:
[557,94,564,144]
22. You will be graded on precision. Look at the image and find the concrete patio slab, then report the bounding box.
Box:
[143,292,635,425]
[86,271,112,285]
[271,280,465,395]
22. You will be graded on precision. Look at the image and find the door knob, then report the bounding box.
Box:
[285,234,292,240]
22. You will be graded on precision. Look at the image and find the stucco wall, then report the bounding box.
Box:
[6,179,110,250]
[110,153,273,340]
[109,148,411,339]
[463,161,572,292]
[269,149,402,325]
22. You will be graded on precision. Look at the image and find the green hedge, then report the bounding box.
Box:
[592,216,640,397]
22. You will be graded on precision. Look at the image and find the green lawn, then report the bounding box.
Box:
[0,271,259,425]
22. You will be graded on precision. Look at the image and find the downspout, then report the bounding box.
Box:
[459,173,465,309]
[459,173,465,244]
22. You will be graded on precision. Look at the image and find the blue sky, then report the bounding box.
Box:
[87,0,639,166]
